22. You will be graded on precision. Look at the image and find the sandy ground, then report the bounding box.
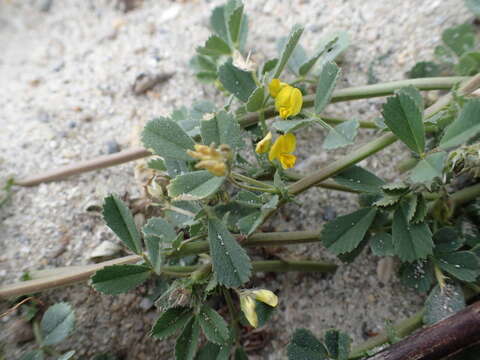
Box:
[0,0,472,359]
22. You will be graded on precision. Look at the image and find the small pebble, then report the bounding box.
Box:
[105,140,121,154]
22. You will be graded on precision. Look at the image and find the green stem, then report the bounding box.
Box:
[238,76,466,128]
[231,172,275,189]
[450,183,480,207]
[229,174,278,193]
[259,109,267,135]
[33,320,43,345]
[348,309,425,359]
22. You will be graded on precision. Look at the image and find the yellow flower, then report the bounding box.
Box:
[268,133,297,169]
[255,131,272,154]
[240,294,258,328]
[239,289,279,328]
[252,289,278,307]
[187,144,229,176]
[275,85,303,119]
[269,78,288,98]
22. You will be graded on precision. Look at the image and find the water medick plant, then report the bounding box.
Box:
[4,0,480,358]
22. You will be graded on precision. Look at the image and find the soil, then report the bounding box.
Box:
[0,0,472,359]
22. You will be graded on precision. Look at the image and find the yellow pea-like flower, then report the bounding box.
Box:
[255,131,272,154]
[268,133,297,169]
[240,294,258,328]
[252,289,278,307]
[269,78,288,98]
[275,85,303,119]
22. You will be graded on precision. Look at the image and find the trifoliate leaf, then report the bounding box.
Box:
[273,24,304,78]
[322,207,377,255]
[168,171,225,201]
[392,203,433,262]
[277,36,307,75]
[197,306,230,344]
[287,328,328,360]
[370,232,395,256]
[442,23,475,57]
[41,303,75,346]
[218,60,256,102]
[207,217,251,287]
[142,117,195,160]
[315,62,341,114]
[323,119,359,150]
[382,86,425,154]
[399,260,435,293]
[438,251,480,282]
[201,111,244,150]
[424,283,465,325]
[409,152,446,185]
[151,307,193,339]
[433,227,463,254]
[439,99,480,149]
[91,265,151,295]
[333,166,385,194]
[197,35,231,56]
[246,87,265,112]
[175,317,201,360]
[102,194,142,254]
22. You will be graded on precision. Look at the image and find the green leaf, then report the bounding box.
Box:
[299,37,338,76]
[424,283,465,325]
[465,0,480,16]
[197,35,231,57]
[399,260,434,293]
[102,194,142,254]
[91,264,151,295]
[455,52,480,75]
[411,194,428,224]
[175,317,201,360]
[57,351,75,360]
[409,151,446,184]
[234,348,249,360]
[195,343,221,360]
[287,328,328,360]
[333,166,385,194]
[147,157,166,172]
[151,307,193,339]
[382,86,425,154]
[165,200,201,227]
[218,60,256,102]
[370,232,394,256]
[408,61,440,78]
[142,117,195,160]
[324,329,351,360]
[226,2,244,46]
[323,119,358,150]
[201,111,244,150]
[262,58,278,74]
[440,99,480,149]
[392,203,433,262]
[314,31,350,69]
[168,171,225,201]
[322,207,377,255]
[198,305,230,344]
[207,217,252,287]
[273,24,304,78]
[438,251,480,281]
[382,182,410,196]
[442,23,475,57]
[433,227,463,254]
[19,351,44,360]
[277,37,307,75]
[210,5,228,42]
[315,62,341,114]
[272,119,316,133]
[143,217,176,274]
[41,303,75,346]
[373,194,402,208]
[246,87,265,112]
[434,45,457,65]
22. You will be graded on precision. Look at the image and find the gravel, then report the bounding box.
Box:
[0,0,472,359]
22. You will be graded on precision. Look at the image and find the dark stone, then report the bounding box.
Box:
[105,140,120,154]
[322,206,337,221]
